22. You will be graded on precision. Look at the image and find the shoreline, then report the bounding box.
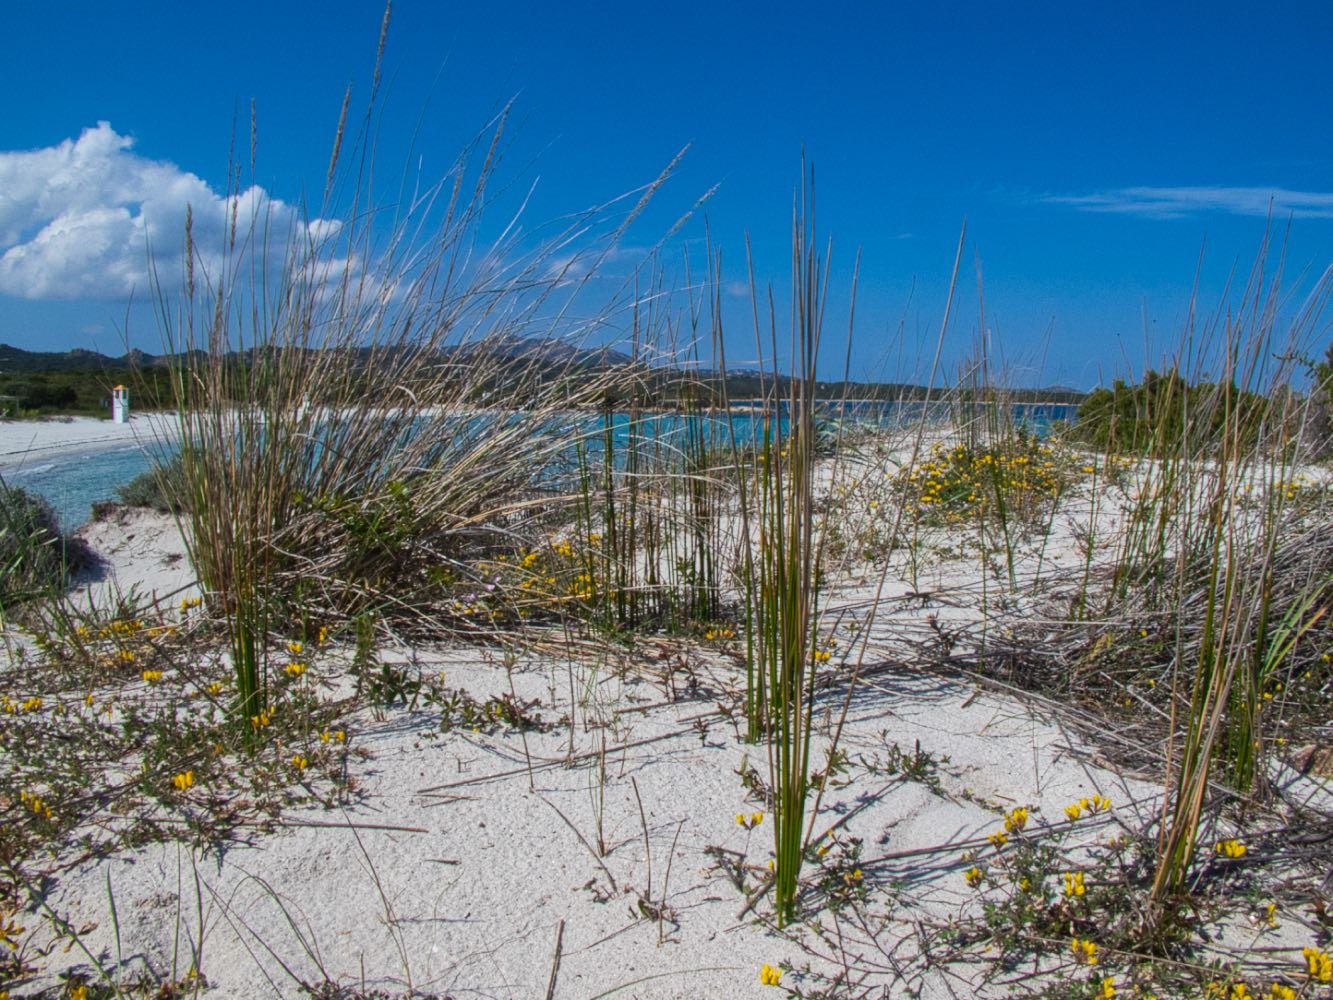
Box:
[0,412,179,471]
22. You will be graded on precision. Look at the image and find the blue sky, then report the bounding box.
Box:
[2,1,1331,388]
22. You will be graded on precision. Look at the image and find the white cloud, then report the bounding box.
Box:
[0,122,338,301]
[1042,185,1333,220]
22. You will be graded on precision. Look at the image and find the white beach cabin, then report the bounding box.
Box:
[112,385,130,424]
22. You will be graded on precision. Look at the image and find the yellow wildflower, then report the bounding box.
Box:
[1215,839,1247,859]
[1065,802,1083,821]
[1305,946,1332,982]
[291,754,309,772]
[20,790,53,821]
[987,830,1008,849]
[964,866,984,887]
[1,914,25,950]
[1003,806,1029,834]
[1100,977,1115,998]
[285,661,307,677]
[1267,984,1296,1000]
[287,640,304,655]
[1071,937,1098,965]
[172,771,195,792]
[141,669,164,684]
[1063,871,1086,897]
[759,963,782,986]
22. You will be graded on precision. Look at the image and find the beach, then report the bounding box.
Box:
[0,414,179,471]
[2,424,1328,999]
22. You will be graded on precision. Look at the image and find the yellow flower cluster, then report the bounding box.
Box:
[1,913,25,951]
[964,865,985,887]
[736,811,763,830]
[899,442,1065,525]
[172,770,195,792]
[1063,871,1086,897]
[1070,937,1098,965]
[1,694,46,714]
[1305,946,1332,982]
[759,963,782,986]
[1215,839,1248,859]
[1003,806,1029,834]
[319,728,347,743]
[141,669,164,684]
[20,789,53,821]
[1064,794,1111,821]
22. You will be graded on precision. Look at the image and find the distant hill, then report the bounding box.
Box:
[0,342,1090,406]
[0,343,172,374]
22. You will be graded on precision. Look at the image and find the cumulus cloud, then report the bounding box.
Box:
[1041,185,1333,220]
[0,122,337,301]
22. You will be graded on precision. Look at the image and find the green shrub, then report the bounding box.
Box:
[116,455,187,513]
[0,483,85,608]
[1072,369,1271,455]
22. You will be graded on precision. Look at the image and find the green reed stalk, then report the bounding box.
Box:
[749,174,826,926]
[1148,246,1329,910]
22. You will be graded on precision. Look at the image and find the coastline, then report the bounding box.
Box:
[0,412,179,472]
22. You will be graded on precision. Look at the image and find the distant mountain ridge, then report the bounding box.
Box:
[0,344,172,373]
[0,342,1089,403]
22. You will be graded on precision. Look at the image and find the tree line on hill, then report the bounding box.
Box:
[0,341,1089,417]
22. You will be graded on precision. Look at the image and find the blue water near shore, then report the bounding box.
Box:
[2,443,159,532]
[7,401,1079,532]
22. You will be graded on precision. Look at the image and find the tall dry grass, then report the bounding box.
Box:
[151,78,688,726]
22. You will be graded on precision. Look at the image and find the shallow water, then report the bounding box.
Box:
[6,402,1079,531]
[1,444,158,531]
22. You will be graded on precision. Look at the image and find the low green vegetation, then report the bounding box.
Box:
[0,365,175,418]
[1071,368,1275,455]
[0,483,86,614]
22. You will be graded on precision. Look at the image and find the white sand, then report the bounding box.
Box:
[6,442,1325,998]
[0,413,178,472]
[13,509,1168,999]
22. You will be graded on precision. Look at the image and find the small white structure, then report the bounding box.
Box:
[111,384,130,424]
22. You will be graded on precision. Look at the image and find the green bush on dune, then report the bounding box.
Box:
[115,455,188,513]
[0,483,85,609]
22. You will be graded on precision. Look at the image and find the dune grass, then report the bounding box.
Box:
[2,35,1332,995]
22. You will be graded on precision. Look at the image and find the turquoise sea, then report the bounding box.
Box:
[4,401,1079,532]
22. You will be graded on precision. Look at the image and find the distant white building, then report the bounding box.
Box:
[112,385,130,423]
